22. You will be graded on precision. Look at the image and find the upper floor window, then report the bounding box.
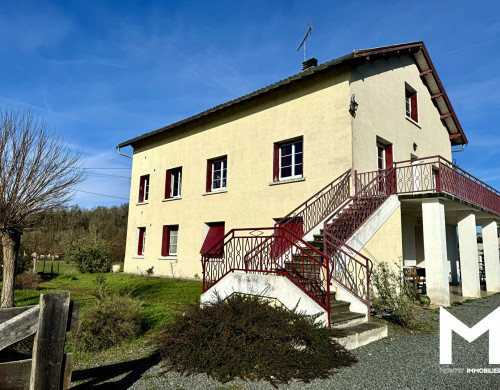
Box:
[137,227,146,256]
[206,157,227,192]
[273,138,303,181]
[138,175,150,203]
[161,225,179,256]
[405,85,418,123]
[165,167,182,199]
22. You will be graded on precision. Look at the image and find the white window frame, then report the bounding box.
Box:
[169,226,179,256]
[405,84,419,123]
[211,158,227,191]
[279,140,303,180]
[377,143,386,170]
[170,168,182,198]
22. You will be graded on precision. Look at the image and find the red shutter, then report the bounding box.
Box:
[273,143,280,182]
[165,170,172,199]
[206,160,212,193]
[137,228,144,255]
[200,225,225,256]
[411,93,418,122]
[138,177,144,203]
[385,144,393,168]
[161,226,169,256]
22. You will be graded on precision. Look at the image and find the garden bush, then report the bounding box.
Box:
[64,233,111,273]
[370,261,420,328]
[71,294,141,352]
[15,272,43,290]
[155,295,357,385]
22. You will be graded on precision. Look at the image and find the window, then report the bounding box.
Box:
[138,175,150,203]
[137,227,146,256]
[377,142,393,170]
[273,138,303,181]
[206,157,227,192]
[165,167,182,199]
[200,222,225,257]
[405,85,418,123]
[161,225,179,256]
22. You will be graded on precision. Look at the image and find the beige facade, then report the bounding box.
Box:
[124,68,354,278]
[121,46,468,281]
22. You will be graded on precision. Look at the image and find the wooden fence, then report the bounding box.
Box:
[0,292,79,390]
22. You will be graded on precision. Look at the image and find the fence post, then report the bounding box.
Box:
[29,292,71,390]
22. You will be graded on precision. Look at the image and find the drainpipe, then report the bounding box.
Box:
[451,144,466,153]
[117,146,132,158]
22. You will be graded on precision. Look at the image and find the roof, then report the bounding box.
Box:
[118,41,467,149]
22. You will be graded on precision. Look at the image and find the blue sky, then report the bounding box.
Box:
[1,1,499,208]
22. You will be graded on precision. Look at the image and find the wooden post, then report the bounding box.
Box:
[29,292,70,390]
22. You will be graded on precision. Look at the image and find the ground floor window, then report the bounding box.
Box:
[200,222,225,257]
[162,225,179,256]
[137,227,146,256]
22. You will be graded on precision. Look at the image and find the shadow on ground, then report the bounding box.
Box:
[71,353,161,389]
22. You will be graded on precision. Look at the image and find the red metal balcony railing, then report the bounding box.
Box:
[202,227,331,326]
[356,156,500,215]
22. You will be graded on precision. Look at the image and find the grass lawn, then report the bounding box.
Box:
[1,272,202,368]
[36,260,80,274]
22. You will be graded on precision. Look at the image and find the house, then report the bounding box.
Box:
[117,42,500,342]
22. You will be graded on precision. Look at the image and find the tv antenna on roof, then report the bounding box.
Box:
[297,22,314,61]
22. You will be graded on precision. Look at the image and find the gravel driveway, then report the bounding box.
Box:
[72,293,500,390]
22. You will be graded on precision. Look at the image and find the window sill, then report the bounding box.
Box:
[269,177,305,186]
[132,255,144,259]
[203,189,228,196]
[163,197,182,202]
[158,256,178,260]
[405,116,421,129]
[136,201,149,206]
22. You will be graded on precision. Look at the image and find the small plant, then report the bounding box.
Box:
[370,262,420,329]
[93,275,108,300]
[419,294,431,306]
[155,295,356,385]
[15,272,43,290]
[70,294,141,352]
[146,266,154,277]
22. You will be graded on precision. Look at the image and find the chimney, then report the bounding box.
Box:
[302,57,318,71]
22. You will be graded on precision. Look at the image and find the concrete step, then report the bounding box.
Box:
[331,322,388,350]
[330,300,351,314]
[307,240,323,249]
[331,311,365,329]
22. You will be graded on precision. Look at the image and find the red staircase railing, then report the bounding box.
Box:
[323,169,394,308]
[275,169,351,236]
[202,227,331,326]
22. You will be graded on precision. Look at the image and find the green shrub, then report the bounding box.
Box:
[16,254,34,275]
[15,272,43,290]
[155,295,356,385]
[71,294,141,352]
[370,262,419,328]
[65,233,111,273]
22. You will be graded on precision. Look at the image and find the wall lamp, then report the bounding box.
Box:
[349,94,359,117]
[413,143,418,152]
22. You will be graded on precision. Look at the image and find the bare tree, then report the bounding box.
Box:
[0,110,85,307]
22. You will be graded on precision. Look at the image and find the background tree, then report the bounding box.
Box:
[0,110,84,307]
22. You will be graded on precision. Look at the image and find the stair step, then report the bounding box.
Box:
[329,300,351,314]
[331,322,387,350]
[313,234,324,242]
[331,312,365,328]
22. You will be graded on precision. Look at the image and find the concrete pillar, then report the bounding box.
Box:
[457,211,480,298]
[482,219,500,292]
[446,224,460,285]
[422,199,449,306]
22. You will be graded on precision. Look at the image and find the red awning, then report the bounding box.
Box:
[200,225,225,256]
